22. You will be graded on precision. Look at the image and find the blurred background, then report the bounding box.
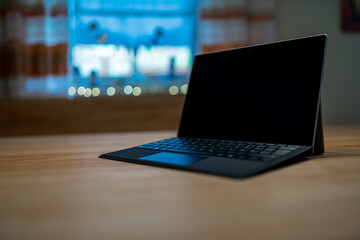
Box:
[0,0,359,136]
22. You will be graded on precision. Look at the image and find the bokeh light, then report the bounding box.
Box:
[77,86,85,95]
[133,87,142,96]
[92,87,100,97]
[180,84,188,94]
[169,86,179,95]
[124,85,133,95]
[68,87,76,96]
[84,88,91,97]
[107,87,116,96]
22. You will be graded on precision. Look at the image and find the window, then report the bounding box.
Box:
[0,0,196,98]
[68,0,196,97]
[1,0,275,99]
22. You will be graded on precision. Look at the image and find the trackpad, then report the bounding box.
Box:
[140,152,206,166]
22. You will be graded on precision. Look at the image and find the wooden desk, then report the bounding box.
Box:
[1,127,360,240]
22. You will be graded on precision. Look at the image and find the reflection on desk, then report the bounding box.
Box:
[0,127,360,240]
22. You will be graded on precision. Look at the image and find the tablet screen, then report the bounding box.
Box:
[178,35,327,146]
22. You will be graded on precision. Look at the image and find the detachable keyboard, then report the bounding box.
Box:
[136,137,304,162]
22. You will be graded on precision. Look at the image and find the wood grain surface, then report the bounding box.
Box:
[0,96,184,136]
[0,126,359,240]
